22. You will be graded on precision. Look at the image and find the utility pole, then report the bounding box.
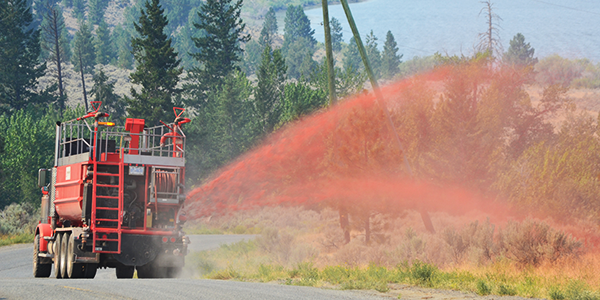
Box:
[321,0,337,106]
[338,0,435,233]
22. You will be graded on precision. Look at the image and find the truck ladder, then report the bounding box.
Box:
[91,160,123,254]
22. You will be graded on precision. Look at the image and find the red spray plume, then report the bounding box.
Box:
[184,67,511,222]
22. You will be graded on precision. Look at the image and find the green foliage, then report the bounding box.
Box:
[504,33,537,67]
[0,203,37,235]
[90,69,126,121]
[88,0,108,25]
[476,279,491,295]
[498,284,517,296]
[279,82,327,124]
[409,261,436,286]
[95,20,115,65]
[173,8,202,70]
[258,7,277,48]
[399,55,437,77]
[72,0,86,20]
[72,21,95,72]
[330,17,343,52]
[186,0,250,108]
[365,30,382,80]
[0,0,46,113]
[241,39,262,75]
[282,5,315,51]
[185,71,256,183]
[282,5,316,79]
[128,0,182,126]
[0,232,34,246]
[0,108,57,208]
[343,36,362,73]
[112,25,133,69]
[381,30,402,80]
[253,45,286,135]
[40,3,70,112]
[282,37,315,79]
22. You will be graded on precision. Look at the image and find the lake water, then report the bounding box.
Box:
[305,0,600,62]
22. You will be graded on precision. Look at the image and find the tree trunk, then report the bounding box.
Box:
[339,206,350,244]
[364,214,370,244]
[79,52,88,112]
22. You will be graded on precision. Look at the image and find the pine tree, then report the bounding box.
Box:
[0,0,46,112]
[330,17,343,52]
[343,36,362,73]
[258,7,277,48]
[72,0,86,20]
[381,30,402,80]
[90,69,126,120]
[504,33,537,67]
[113,25,133,69]
[187,0,250,109]
[88,0,108,25]
[282,5,316,52]
[71,21,95,111]
[254,45,287,135]
[127,0,182,125]
[41,3,69,114]
[365,30,381,80]
[95,20,114,65]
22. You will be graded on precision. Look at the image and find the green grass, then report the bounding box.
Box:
[189,245,600,300]
[0,233,34,247]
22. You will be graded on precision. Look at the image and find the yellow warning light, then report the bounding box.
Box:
[98,122,115,127]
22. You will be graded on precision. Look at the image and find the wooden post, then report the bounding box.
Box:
[321,0,337,106]
[339,0,435,234]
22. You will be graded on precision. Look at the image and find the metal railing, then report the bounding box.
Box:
[56,120,186,165]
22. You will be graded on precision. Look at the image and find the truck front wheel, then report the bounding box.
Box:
[33,234,51,277]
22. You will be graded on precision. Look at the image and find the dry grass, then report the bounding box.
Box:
[184,206,600,298]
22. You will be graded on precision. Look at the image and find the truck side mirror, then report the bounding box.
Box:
[38,169,48,188]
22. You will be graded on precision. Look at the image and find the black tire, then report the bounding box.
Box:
[60,232,69,278]
[66,234,85,278]
[54,233,62,278]
[136,264,153,278]
[83,264,97,279]
[116,266,135,279]
[33,234,51,278]
[166,267,182,278]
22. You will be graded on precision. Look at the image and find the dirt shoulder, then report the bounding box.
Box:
[355,284,540,300]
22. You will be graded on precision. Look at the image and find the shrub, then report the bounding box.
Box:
[410,260,436,286]
[498,284,517,296]
[256,227,295,265]
[549,286,566,300]
[476,279,491,295]
[499,219,582,266]
[0,203,38,235]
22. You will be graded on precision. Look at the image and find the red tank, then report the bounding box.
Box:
[33,103,191,279]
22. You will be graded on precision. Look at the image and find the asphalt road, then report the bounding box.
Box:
[0,235,386,300]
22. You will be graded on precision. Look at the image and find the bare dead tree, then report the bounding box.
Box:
[41,3,67,114]
[477,0,503,59]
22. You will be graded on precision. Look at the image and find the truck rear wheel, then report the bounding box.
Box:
[59,232,69,278]
[66,234,85,278]
[33,234,51,277]
[116,266,135,278]
[54,233,63,278]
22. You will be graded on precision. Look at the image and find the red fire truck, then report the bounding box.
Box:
[33,102,190,279]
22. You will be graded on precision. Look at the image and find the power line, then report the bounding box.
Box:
[530,0,600,16]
